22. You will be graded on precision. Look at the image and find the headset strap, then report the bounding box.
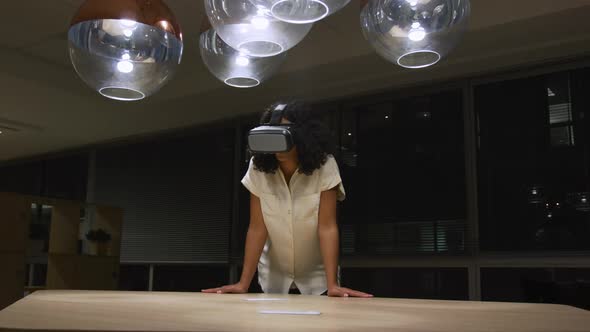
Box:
[269,104,287,125]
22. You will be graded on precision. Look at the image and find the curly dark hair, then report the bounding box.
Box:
[252,100,335,175]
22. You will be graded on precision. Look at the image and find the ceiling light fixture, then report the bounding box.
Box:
[361,0,470,69]
[68,0,183,101]
[204,0,312,57]
[249,0,351,24]
[200,26,287,88]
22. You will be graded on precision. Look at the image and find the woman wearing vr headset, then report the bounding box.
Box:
[203,100,371,298]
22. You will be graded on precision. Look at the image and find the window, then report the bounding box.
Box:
[44,154,88,200]
[0,162,43,196]
[118,265,150,291]
[338,90,466,255]
[152,265,228,292]
[476,71,590,251]
[547,73,575,147]
[342,267,468,300]
[481,268,590,310]
[0,154,87,200]
[94,129,235,263]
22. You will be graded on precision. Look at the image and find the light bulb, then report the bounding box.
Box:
[235,55,250,66]
[251,16,270,29]
[408,22,426,41]
[117,60,134,73]
[158,20,169,30]
[408,28,426,41]
[121,19,137,27]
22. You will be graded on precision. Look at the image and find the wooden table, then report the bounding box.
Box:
[0,290,589,332]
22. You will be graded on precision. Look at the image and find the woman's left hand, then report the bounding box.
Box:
[327,286,373,298]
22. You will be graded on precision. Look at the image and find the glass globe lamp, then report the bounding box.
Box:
[205,0,312,57]
[200,28,287,88]
[361,0,470,69]
[249,0,351,24]
[68,0,183,101]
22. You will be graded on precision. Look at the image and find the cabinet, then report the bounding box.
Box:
[0,192,123,310]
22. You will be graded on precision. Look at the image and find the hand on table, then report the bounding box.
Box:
[327,286,373,298]
[201,283,248,294]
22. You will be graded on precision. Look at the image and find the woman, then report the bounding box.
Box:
[203,101,372,297]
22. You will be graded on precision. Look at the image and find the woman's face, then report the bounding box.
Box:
[275,117,297,162]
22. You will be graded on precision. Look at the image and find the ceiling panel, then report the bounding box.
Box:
[0,0,78,49]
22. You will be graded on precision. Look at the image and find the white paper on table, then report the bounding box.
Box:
[258,310,321,315]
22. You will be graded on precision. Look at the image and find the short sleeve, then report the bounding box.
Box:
[241,158,263,198]
[319,156,346,201]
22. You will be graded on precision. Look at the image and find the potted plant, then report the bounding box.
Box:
[85,228,111,256]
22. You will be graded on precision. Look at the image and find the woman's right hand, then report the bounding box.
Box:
[201,283,248,294]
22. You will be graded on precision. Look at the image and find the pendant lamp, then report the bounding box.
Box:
[361,0,470,69]
[205,0,312,57]
[200,20,287,88]
[68,0,183,101]
[249,0,351,24]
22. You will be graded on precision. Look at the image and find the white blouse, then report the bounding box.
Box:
[241,155,345,295]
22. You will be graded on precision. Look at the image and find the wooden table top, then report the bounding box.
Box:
[0,290,589,332]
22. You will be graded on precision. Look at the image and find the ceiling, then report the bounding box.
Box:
[1,0,590,162]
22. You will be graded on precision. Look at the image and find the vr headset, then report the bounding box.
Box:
[247,104,294,154]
